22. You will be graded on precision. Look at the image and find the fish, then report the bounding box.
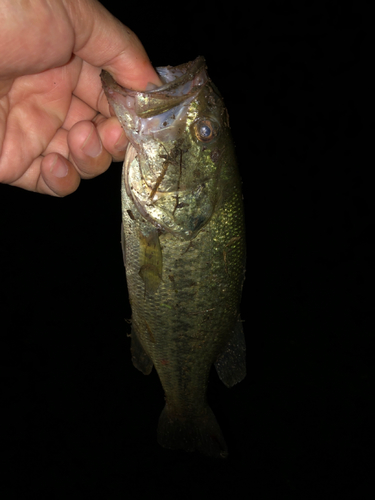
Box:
[101,56,246,458]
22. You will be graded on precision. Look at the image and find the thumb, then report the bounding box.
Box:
[66,0,161,90]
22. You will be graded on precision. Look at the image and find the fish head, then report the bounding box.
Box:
[101,57,233,240]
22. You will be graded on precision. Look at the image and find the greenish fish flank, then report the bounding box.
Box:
[101,57,246,458]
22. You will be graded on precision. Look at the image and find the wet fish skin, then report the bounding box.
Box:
[101,57,246,458]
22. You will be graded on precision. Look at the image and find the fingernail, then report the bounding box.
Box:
[81,124,102,158]
[145,82,159,91]
[50,154,68,178]
[114,130,127,151]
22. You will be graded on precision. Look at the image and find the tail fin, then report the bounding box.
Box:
[157,404,228,458]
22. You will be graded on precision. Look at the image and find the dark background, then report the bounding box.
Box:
[1,1,374,497]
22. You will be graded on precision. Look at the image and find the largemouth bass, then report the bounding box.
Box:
[101,57,246,458]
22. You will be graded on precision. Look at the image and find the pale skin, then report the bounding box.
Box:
[0,0,162,196]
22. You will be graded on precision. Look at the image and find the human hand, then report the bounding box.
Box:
[0,0,161,196]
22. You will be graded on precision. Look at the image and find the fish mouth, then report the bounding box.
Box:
[129,56,208,118]
[101,56,207,120]
[101,56,213,152]
[101,57,209,144]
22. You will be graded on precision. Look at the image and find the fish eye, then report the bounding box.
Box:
[194,119,216,142]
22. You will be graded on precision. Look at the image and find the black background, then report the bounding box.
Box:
[1,1,375,497]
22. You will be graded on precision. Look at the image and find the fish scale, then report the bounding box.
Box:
[102,56,246,458]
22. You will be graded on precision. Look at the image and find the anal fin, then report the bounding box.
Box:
[214,317,246,388]
[130,325,153,375]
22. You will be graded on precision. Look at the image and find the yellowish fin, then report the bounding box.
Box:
[138,229,162,293]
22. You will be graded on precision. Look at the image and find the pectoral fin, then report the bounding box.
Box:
[214,318,246,388]
[138,229,162,293]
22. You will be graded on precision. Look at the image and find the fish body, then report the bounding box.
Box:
[101,57,246,458]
